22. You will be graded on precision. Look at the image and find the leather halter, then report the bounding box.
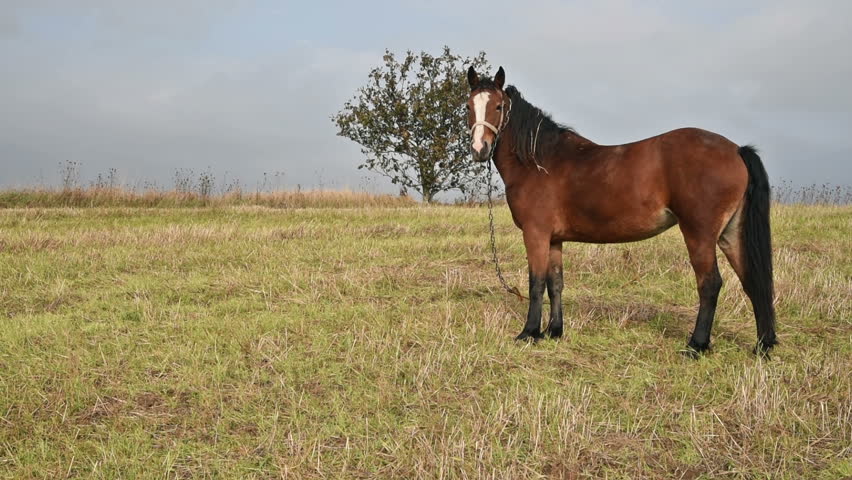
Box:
[469,93,511,139]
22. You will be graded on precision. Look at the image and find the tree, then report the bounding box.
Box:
[333,47,491,203]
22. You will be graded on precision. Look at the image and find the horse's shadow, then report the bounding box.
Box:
[569,296,694,340]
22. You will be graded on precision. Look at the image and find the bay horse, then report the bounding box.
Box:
[466,66,777,356]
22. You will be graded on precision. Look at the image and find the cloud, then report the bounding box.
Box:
[472,0,852,184]
[0,35,381,189]
[0,13,18,39]
[0,1,850,192]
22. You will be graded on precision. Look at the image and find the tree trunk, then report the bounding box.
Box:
[419,171,434,203]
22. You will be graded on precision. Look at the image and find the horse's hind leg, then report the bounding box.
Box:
[545,242,564,338]
[681,226,724,355]
[718,207,777,355]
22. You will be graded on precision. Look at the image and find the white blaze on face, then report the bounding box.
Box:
[471,92,491,152]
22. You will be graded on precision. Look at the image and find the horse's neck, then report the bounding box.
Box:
[492,133,528,188]
[492,129,561,187]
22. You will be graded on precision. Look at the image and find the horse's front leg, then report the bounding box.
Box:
[546,242,564,338]
[515,229,549,342]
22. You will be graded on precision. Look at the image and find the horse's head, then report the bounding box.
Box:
[466,66,507,162]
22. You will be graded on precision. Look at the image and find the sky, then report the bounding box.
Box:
[1,1,851,199]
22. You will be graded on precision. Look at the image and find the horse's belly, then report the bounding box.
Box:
[559,207,678,244]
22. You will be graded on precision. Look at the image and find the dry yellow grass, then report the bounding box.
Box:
[0,202,849,478]
[0,187,415,209]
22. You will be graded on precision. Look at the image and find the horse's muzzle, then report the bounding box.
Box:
[471,141,491,162]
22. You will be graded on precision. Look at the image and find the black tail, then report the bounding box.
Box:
[738,145,777,352]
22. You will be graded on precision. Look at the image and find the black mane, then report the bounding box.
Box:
[502,85,575,164]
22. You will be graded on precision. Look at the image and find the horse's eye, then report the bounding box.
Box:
[496,105,503,111]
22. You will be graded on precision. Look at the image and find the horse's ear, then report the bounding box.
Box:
[494,66,505,89]
[467,66,479,90]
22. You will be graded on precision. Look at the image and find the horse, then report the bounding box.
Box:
[466,66,777,356]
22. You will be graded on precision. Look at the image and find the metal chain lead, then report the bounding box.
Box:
[486,160,525,301]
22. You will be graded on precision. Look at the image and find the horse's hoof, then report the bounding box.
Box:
[680,348,702,360]
[752,343,774,359]
[546,327,563,339]
[515,331,543,343]
[681,341,710,359]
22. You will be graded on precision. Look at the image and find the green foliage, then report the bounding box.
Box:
[333,47,491,202]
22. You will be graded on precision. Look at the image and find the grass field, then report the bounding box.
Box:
[1,200,850,478]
